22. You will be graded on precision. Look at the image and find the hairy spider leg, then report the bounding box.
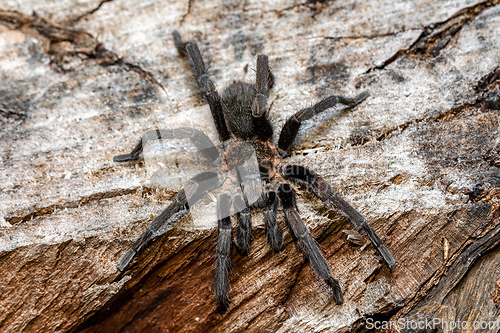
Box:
[233,164,256,254]
[252,54,272,117]
[281,164,396,268]
[262,186,284,252]
[277,91,370,151]
[258,165,285,252]
[113,127,220,163]
[251,54,274,141]
[215,190,234,310]
[173,31,231,142]
[277,182,344,305]
[233,194,252,254]
[117,171,221,271]
[232,145,264,252]
[172,30,188,57]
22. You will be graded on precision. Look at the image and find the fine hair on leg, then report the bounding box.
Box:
[277,182,344,304]
[234,194,253,254]
[184,41,231,142]
[215,191,234,311]
[278,91,370,151]
[113,127,220,163]
[262,186,283,252]
[280,164,395,268]
[117,171,220,271]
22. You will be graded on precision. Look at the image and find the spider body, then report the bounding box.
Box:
[114,31,395,311]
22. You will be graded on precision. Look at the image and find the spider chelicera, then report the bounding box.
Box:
[114,31,395,310]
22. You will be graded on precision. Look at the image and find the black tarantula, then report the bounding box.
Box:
[114,31,395,310]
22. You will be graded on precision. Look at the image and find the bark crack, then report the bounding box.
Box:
[282,260,306,306]
[374,100,479,144]
[368,0,499,71]
[353,66,499,148]
[5,186,174,225]
[351,204,498,331]
[66,0,115,25]
[396,206,499,318]
[325,30,421,42]
[179,0,193,24]
[0,9,166,92]
[365,66,500,146]
[268,2,314,17]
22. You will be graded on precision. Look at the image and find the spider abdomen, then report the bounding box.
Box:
[221,81,256,139]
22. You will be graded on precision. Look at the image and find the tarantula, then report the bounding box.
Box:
[114,31,395,310]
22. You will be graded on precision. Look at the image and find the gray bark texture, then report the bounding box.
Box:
[1,0,499,332]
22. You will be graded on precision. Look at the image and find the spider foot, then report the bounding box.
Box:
[117,249,136,271]
[216,297,231,313]
[235,198,253,255]
[113,153,137,162]
[236,226,252,255]
[264,219,284,252]
[215,250,231,311]
[326,277,344,305]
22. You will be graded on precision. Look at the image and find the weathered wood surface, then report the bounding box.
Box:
[0,0,499,332]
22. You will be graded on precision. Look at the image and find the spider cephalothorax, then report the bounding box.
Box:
[114,31,395,310]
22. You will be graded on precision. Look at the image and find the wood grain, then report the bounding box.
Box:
[1,0,499,332]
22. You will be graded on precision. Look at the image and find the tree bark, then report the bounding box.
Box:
[0,0,499,332]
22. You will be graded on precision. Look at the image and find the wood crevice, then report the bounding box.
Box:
[368,0,500,71]
[396,206,498,318]
[5,186,173,225]
[0,8,166,90]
